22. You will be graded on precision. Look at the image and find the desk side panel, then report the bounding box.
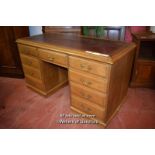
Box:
[105,48,135,123]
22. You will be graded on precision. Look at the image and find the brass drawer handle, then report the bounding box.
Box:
[28,61,32,65]
[80,64,92,71]
[86,107,92,112]
[80,103,92,112]
[80,79,92,86]
[48,56,55,61]
[30,72,34,76]
[80,93,91,100]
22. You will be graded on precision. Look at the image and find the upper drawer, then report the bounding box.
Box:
[20,54,40,69]
[38,49,68,67]
[18,44,38,57]
[69,56,110,77]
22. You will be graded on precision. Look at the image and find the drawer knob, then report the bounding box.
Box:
[24,51,29,54]
[80,79,92,86]
[87,107,91,112]
[81,93,91,100]
[48,56,55,61]
[30,72,34,76]
[28,61,32,65]
[80,64,92,71]
[80,103,85,109]
[80,103,92,112]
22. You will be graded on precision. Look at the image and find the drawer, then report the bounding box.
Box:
[69,69,108,93]
[70,81,107,107]
[38,48,68,67]
[71,95,105,121]
[23,65,42,80]
[18,44,38,57]
[20,54,40,69]
[25,76,45,91]
[69,56,110,77]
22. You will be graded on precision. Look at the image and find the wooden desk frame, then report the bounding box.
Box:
[17,33,136,127]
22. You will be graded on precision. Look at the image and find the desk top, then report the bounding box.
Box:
[17,33,136,64]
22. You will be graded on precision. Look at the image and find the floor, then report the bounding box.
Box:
[0,77,155,129]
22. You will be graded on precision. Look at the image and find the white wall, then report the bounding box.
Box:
[29,26,43,36]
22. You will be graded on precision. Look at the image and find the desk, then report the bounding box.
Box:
[16,33,136,126]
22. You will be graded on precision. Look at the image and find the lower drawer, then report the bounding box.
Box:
[70,81,107,107]
[25,76,45,91]
[71,95,105,121]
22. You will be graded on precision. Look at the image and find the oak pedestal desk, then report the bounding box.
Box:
[16,33,136,127]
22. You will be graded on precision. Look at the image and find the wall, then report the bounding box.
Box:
[124,26,146,42]
[29,26,43,36]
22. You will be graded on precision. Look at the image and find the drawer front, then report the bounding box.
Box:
[20,54,40,69]
[69,56,110,77]
[23,65,42,80]
[69,69,108,93]
[38,49,68,67]
[70,81,107,107]
[18,44,38,57]
[71,95,105,121]
[25,76,45,91]
[135,62,155,83]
